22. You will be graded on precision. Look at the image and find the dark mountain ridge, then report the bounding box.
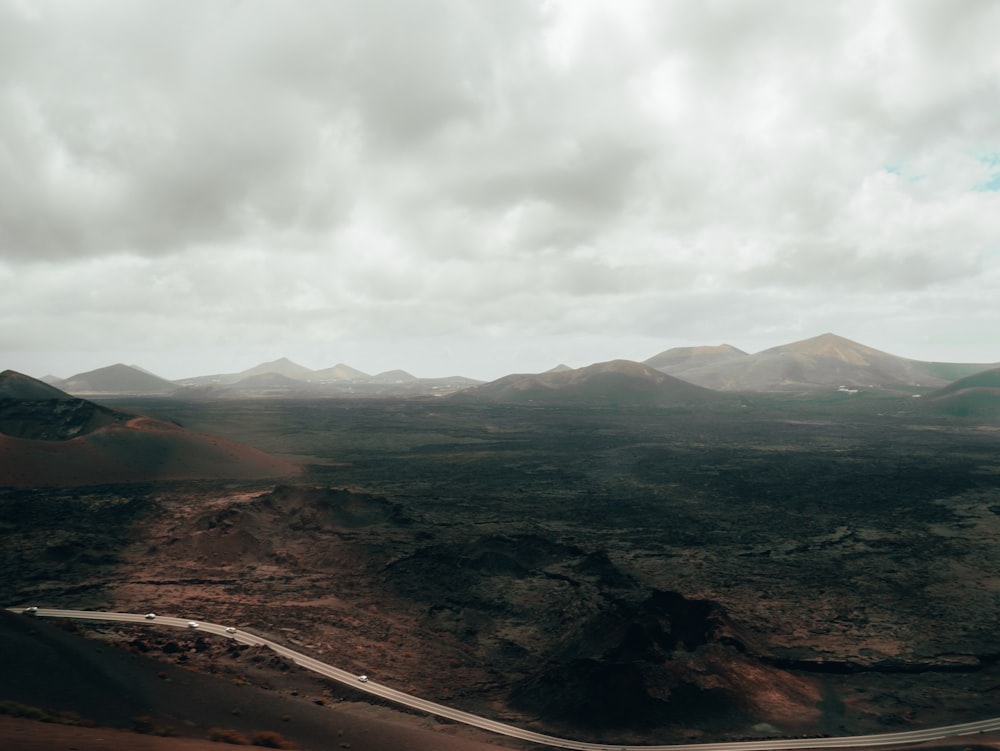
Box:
[1,369,125,441]
[451,359,727,407]
[922,367,1000,418]
[54,363,178,395]
[1,369,75,401]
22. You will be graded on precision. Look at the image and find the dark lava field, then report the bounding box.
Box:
[3,395,1000,744]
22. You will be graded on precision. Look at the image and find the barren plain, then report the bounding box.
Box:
[3,394,1000,746]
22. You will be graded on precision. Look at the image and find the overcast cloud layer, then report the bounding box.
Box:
[2,0,999,380]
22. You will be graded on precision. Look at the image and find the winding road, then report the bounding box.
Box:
[8,606,1000,750]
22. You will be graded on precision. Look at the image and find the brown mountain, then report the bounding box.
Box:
[644,344,747,375]
[176,357,315,387]
[451,359,725,407]
[57,363,177,396]
[313,363,370,381]
[367,369,418,384]
[649,333,997,392]
[0,372,300,487]
[227,372,321,395]
[236,356,315,380]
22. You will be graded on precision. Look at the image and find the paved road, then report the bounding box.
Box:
[9,606,1000,750]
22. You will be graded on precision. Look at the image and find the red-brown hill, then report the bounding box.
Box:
[0,610,507,751]
[0,371,300,487]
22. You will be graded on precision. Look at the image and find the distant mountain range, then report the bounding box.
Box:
[30,333,1000,402]
[642,333,997,393]
[45,358,480,398]
[175,356,400,387]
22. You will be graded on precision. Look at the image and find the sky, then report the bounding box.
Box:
[2,0,999,382]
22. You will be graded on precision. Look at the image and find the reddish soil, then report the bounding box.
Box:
[0,711,515,751]
[0,417,301,487]
[0,611,516,751]
[2,717,249,751]
[5,716,1000,751]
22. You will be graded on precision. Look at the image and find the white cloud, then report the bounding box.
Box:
[2,0,999,378]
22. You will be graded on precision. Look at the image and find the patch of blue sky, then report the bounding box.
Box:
[974,152,1000,192]
[884,154,1000,190]
[881,163,924,182]
[976,172,1000,191]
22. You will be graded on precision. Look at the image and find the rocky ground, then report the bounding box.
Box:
[0,609,515,751]
[3,397,1000,745]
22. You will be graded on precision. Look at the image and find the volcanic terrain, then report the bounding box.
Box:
[3,384,1000,747]
[0,371,300,486]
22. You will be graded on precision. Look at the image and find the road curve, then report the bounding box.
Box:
[8,606,1000,751]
